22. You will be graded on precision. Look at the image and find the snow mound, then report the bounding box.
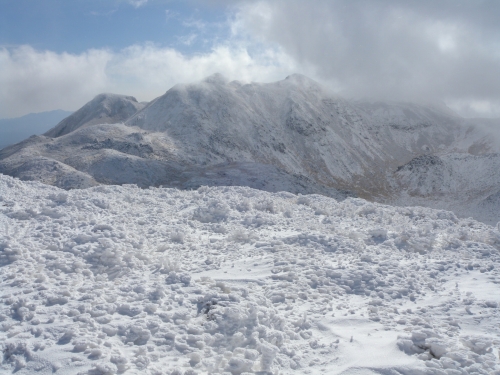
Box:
[1,173,500,374]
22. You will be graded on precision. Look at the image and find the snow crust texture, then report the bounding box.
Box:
[1,174,500,374]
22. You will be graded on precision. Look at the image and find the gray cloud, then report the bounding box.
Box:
[232,0,500,117]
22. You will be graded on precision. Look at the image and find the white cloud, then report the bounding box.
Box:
[128,0,148,8]
[177,33,198,46]
[0,43,297,118]
[446,99,500,119]
[108,43,298,96]
[0,46,112,118]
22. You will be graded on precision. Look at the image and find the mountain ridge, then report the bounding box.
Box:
[1,74,499,224]
[45,93,145,138]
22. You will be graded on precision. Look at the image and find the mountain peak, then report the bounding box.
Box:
[202,73,229,85]
[284,73,319,86]
[92,93,139,103]
[45,93,145,138]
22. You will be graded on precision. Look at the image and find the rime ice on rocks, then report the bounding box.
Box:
[1,174,500,374]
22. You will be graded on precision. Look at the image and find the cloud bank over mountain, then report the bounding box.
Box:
[1,0,500,118]
[231,0,500,117]
[0,44,296,118]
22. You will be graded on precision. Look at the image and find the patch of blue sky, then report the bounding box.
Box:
[0,0,231,55]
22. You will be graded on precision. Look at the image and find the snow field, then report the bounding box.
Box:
[1,174,500,374]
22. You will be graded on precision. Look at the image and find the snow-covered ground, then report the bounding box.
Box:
[1,173,500,374]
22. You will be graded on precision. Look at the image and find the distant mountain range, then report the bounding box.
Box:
[0,110,73,149]
[1,74,499,224]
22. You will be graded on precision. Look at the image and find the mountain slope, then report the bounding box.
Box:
[387,153,500,224]
[125,73,482,196]
[0,123,349,198]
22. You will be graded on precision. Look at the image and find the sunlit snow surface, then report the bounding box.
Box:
[1,174,500,375]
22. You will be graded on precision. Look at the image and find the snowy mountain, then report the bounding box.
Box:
[1,74,500,374]
[1,174,500,374]
[45,93,146,138]
[0,110,73,149]
[386,152,500,224]
[1,74,499,224]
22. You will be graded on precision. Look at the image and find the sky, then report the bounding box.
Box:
[1,0,500,118]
